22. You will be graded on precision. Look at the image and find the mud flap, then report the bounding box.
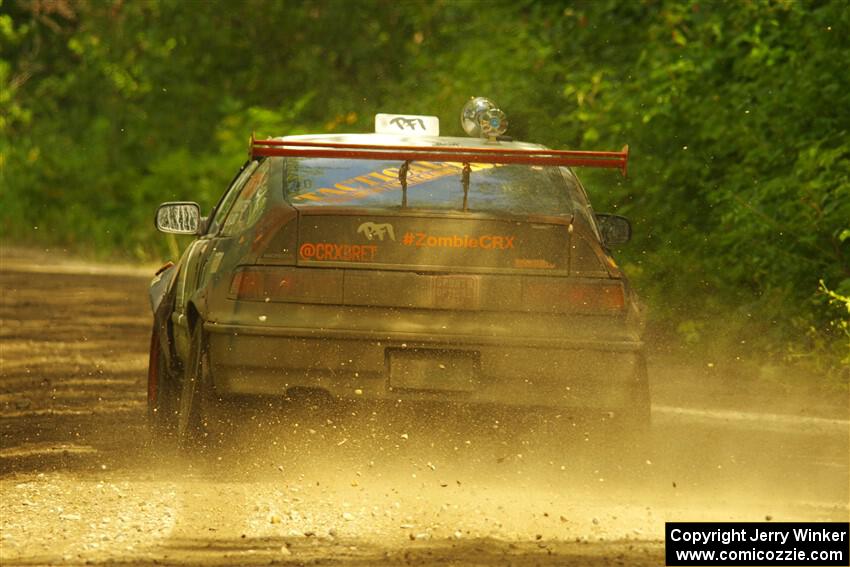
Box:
[149,263,176,313]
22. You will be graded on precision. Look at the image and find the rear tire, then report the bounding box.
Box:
[177,322,226,452]
[148,327,179,450]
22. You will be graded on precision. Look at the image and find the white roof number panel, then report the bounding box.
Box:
[375,113,440,136]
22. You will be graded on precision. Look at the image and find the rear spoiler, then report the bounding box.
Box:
[250,136,629,177]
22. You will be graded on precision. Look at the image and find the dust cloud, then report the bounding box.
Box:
[1,249,847,565]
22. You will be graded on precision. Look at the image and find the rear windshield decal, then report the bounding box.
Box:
[401,231,515,250]
[299,242,378,262]
[291,161,496,205]
[514,258,556,269]
[357,222,396,241]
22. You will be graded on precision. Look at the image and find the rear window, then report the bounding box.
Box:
[284,158,582,216]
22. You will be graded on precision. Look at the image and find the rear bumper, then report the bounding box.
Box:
[204,322,647,411]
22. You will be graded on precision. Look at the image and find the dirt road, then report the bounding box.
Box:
[1,250,848,566]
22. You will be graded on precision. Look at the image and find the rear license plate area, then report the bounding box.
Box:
[388,349,478,392]
[431,275,479,310]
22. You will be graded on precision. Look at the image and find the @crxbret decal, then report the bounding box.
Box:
[357,222,396,241]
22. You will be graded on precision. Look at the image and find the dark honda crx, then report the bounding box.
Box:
[147,101,648,448]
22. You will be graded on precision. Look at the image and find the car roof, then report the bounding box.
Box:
[278,133,548,152]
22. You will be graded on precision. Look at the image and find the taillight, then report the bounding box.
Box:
[229,269,288,300]
[228,267,342,304]
[522,278,625,314]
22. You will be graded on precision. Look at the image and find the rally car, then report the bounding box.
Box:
[147,98,648,448]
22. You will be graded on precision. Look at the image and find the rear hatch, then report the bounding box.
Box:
[285,154,582,273]
[240,210,623,315]
[234,153,624,315]
[279,208,622,315]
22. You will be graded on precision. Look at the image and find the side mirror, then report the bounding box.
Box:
[155,202,201,235]
[595,213,632,246]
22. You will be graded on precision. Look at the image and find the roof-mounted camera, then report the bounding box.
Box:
[461,97,508,141]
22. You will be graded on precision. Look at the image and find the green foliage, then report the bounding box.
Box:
[817,280,850,369]
[1,0,848,374]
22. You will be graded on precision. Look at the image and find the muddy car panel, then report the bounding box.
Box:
[153,134,647,417]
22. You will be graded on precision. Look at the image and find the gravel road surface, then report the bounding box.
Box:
[1,249,847,566]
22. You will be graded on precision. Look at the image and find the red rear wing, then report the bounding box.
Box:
[250,137,629,177]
